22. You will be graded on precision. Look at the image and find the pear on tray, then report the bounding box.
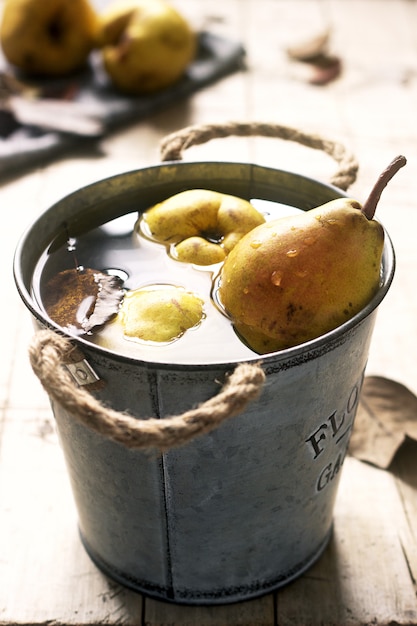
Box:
[96,0,196,94]
[0,0,99,76]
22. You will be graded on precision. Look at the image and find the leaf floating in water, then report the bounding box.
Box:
[43,268,97,331]
[43,268,124,335]
[84,273,125,332]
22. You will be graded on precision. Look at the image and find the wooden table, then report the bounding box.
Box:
[2,1,417,624]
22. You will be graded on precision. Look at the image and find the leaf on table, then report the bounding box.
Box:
[306,55,342,86]
[349,376,417,468]
[285,28,342,86]
[43,268,124,335]
[286,29,330,61]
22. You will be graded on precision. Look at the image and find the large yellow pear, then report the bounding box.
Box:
[97,0,196,94]
[140,189,265,265]
[219,198,385,354]
[0,0,99,76]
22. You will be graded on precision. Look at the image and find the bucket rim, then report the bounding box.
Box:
[13,160,396,371]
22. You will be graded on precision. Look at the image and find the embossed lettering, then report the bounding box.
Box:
[305,423,328,459]
[317,462,332,490]
[305,372,365,492]
[328,410,345,437]
[316,449,347,491]
[347,382,360,413]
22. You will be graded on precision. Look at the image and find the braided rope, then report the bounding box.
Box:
[29,330,265,451]
[160,120,358,190]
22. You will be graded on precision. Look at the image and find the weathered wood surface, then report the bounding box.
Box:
[2,0,417,624]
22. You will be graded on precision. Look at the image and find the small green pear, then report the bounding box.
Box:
[219,156,406,354]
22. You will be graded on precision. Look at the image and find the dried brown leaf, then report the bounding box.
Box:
[286,29,330,61]
[84,273,125,332]
[307,55,342,85]
[43,268,123,335]
[349,376,417,468]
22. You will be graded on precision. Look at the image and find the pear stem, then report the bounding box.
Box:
[361,155,407,220]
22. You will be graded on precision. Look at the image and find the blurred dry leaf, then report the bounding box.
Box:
[43,268,123,334]
[285,28,341,86]
[349,376,417,468]
[307,55,342,86]
[286,29,330,61]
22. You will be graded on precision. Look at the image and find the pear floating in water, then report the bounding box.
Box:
[118,284,204,343]
[219,155,406,354]
[139,189,265,265]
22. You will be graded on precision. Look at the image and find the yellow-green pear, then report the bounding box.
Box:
[119,284,204,343]
[97,0,196,94]
[173,236,227,265]
[0,0,99,76]
[219,156,406,354]
[140,189,265,265]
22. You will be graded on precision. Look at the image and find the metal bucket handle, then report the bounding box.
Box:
[29,121,359,450]
[159,120,359,191]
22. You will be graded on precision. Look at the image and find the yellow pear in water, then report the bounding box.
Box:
[0,0,99,76]
[219,156,406,354]
[118,284,204,343]
[140,189,265,265]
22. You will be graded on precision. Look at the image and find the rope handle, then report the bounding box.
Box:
[29,330,265,452]
[160,120,359,191]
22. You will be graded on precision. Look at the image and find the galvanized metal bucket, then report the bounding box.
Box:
[14,124,395,605]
